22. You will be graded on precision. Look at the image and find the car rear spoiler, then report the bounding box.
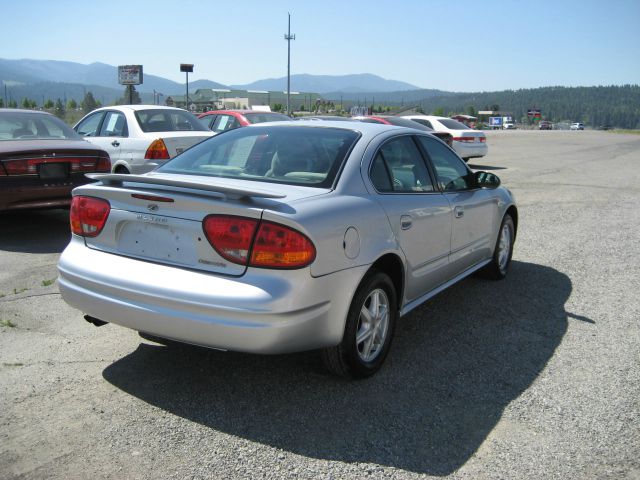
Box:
[85,173,286,200]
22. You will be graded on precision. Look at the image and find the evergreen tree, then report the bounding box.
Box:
[44,99,54,109]
[8,99,17,108]
[54,98,65,119]
[67,99,77,110]
[81,92,98,114]
[120,85,141,105]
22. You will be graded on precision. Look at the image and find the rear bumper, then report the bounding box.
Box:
[452,142,488,159]
[58,237,366,354]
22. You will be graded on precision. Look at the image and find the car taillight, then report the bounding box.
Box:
[452,136,476,143]
[145,139,170,160]
[479,137,487,143]
[2,157,109,175]
[251,221,316,268]
[70,196,110,237]
[202,215,316,269]
[203,215,258,265]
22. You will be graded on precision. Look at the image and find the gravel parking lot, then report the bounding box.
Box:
[1,129,639,480]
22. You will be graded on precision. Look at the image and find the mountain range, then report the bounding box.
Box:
[1,58,639,128]
[0,58,419,103]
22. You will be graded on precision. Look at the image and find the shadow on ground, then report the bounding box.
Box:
[0,209,70,253]
[103,261,578,475]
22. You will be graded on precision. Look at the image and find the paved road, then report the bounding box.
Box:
[1,130,639,479]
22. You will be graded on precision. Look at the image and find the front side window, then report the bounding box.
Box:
[417,136,473,191]
[369,136,435,193]
[75,112,105,137]
[158,125,360,188]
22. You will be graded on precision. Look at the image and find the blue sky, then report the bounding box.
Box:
[2,0,639,92]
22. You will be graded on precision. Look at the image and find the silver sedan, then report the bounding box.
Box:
[58,121,517,378]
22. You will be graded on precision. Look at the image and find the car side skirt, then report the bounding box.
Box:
[400,258,491,316]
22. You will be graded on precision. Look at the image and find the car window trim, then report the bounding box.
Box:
[414,134,478,193]
[367,133,440,195]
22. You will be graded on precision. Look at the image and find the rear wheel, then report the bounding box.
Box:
[481,213,515,280]
[321,270,397,379]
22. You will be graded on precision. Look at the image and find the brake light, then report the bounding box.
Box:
[203,215,259,265]
[2,157,109,175]
[452,136,476,143]
[202,215,316,269]
[145,139,170,160]
[70,196,110,237]
[479,137,487,143]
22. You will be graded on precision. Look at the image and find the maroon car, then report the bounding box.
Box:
[353,115,454,146]
[197,110,290,133]
[0,109,110,211]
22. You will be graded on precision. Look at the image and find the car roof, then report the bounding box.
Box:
[91,105,189,113]
[248,119,419,137]
[0,108,53,116]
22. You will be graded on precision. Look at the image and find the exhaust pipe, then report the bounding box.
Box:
[84,315,108,327]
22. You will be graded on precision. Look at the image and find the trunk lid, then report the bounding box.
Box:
[77,172,328,276]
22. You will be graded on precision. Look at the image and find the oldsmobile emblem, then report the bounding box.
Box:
[147,204,159,212]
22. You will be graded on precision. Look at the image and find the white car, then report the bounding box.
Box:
[570,122,585,130]
[401,115,488,161]
[74,105,214,174]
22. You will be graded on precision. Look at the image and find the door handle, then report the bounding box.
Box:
[454,206,464,218]
[111,140,120,147]
[400,215,413,230]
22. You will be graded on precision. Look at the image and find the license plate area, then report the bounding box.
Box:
[38,162,69,179]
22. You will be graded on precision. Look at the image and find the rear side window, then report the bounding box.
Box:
[410,118,433,129]
[370,136,435,193]
[244,113,291,124]
[212,115,241,133]
[158,126,360,188]
[99,111,127,137]
[135,109,209,132]
[437,119,468,130]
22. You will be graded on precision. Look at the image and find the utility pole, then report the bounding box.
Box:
[284,13,295,116]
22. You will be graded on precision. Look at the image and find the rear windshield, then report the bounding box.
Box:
[135,109,209,132]
[0,111,81,141]
[244,112,291,124]
[158,125,360,188]
[438,119,469,130]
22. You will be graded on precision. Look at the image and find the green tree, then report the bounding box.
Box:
[467,105,477,116]
[81,92,98,114]
[120,85,141,105]
[54,98,65,119]
[0,98,3,108]
[67,99,77,110]
[8,99,17,108]
[21,98,33,109]
[273,103,284,112]
[433,107,445,116]
[44,99,54,109]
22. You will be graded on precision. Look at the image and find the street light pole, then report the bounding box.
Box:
[284,13,295,116]
[180,64,194,110]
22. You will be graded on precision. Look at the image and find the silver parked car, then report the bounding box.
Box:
[58,121,517,378]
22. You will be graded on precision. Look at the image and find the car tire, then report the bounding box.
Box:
[321,270,397,379]
[481,213,515,280]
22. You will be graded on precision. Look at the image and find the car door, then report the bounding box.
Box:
[74,111,124,169]
[368,135,452,302]
[95,111,128,165]
[417,135,497,274]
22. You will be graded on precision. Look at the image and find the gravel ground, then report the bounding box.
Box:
[1,130,639,479]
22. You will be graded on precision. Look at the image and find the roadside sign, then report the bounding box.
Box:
[118,65,143,85]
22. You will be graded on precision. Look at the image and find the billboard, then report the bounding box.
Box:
[118,65,143,85]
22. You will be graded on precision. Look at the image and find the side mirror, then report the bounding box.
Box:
[475,171,501,188]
